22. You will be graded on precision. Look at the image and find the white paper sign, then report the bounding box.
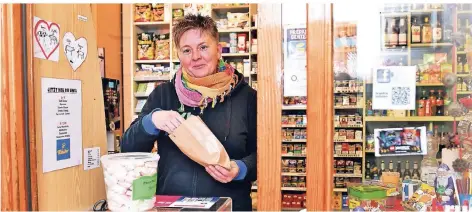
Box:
[84,147,100,170]
[41,78,82,173]
[33,16,60,62]
[372,66,416,110]
[63,32,88,71]
[283,25,307,97]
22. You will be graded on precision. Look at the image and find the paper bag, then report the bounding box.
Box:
[168,115,231,169]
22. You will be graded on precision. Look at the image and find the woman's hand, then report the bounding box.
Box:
[205,161,240,183]
[151,110,186,133]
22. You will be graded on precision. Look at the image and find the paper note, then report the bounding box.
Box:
[84,147,100,170]
[33,16,60,62]
[42,77,82,173]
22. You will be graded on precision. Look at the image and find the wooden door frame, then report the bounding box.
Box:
[305,3,333,210]
[1,3,34,211]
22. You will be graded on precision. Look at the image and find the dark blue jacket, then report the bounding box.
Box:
[120,71,257,211]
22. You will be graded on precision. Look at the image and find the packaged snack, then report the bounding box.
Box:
[137,33,154,60]
[337,160,345,173]
[281,144,288,154]
[339,116,348,126]
[282,176,291,187]
[151,3,165,22]
[287,144,294,155]
[154,33,170,60]
[300,129,307,139]
[298,176,306,187]
[342,95,350,106]
[282,129,286,141]
[294,129,301,139]
[355,144,363,154]
[282,159,290,172]
[335,96,343,106]
[348,144,356,155]
[237,33,247,53]
[134,4,151,22]
[297,159,305,173]
[347,115,356,126]
[172,9,184,25]
[289,160,297,173]
[355,130,362,141]
[335,177,345,188]
[345,160,354,173]
[288,115,296,125]
[346,130,355,140]
[334,115,340,126]
[286,129,294,141]
[354,162,362,175]
[301,144,306,156]
[338,129,347,141]
[227,12,249,28]
[290,176,298,187]
[293,144,302,155]
[281,115,289,125]
[349,95,357,106]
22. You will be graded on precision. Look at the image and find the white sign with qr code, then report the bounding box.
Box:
[372,66,416,110]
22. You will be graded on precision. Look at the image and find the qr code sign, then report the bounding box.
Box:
[391,87,411,105]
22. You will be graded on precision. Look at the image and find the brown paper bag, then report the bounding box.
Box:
[168,115,231,169]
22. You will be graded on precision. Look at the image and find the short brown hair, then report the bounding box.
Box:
[172,14,219,48]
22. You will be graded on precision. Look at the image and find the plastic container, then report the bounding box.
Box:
[101,153,160,211]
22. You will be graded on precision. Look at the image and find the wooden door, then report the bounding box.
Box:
[31,4,107,210]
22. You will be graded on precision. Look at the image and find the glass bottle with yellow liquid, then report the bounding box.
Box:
[422,16,432,43]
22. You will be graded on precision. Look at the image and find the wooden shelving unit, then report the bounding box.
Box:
[331,4,472,203]
[123,3,258,125]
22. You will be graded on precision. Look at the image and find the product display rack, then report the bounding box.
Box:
[331,3,472,210]
[125,3,259,122]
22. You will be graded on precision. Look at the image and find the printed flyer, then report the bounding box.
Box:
[372,66,416,110]
[283,25,307,97]
[41,77,82,173]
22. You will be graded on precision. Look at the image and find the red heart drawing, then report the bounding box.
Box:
[34,20,60,59]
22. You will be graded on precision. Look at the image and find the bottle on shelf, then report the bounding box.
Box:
[436,90,444,116]
[396,161,403,181]
[388,18,399,47]
[432,17,442,43]
[365,161,371,180]
[458,57,464,74]
[425,90,432,116]
[383,18,390,47]
[388,160,394,172]
[418,90,427,116]
[429,90,437,116]
[398,17,407,46]
[465,57,470,74]
[421,131,439,186]
[412,161,421,180]
[403,160,412,180]
[411,17,422,43]
[379,160,385,177]
[422,16,432,43]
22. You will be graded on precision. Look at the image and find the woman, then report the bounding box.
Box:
[121,14,257,211]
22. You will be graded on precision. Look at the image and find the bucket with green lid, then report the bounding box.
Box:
[101,153,159,211]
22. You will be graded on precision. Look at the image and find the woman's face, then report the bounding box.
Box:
[178,29,221,78]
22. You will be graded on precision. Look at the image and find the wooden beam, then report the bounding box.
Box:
[256,3,283,211]
[306,3,333,210]
[1,3,29,211]
[25,4,38,211]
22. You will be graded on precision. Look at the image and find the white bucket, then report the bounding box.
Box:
[100,153,160,211]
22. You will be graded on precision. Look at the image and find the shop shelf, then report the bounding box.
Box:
[410,43,453,48]
[334,139,363,143]
[134,92,149,98]
[365,150,375,153]
[135,60,171,64]
[333,173,363,178]
[134,21,170,26]
[222,53,250,57]
[282,125,307,128]
[416,83,444,86]
[282,154,306,158]
[212,5,250,10]
[134,75,171,82]
[334,125,363,129]
[365,116,461,122]
[218,28,250,33]
[334,105,363,109]
[282,172,306,176]
[458,51,467,54]
[282,105,307,110]
[457,10,472,14]
[410,9,444,13]
[282,207,305,211]
[283,139,307,143]
[457,91,472,95]
[281,187,306,191]
[333,154,363,158]
[333,188,347,192]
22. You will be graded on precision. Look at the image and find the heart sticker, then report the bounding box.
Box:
[63,32,88,71]
[33,17,60,61]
